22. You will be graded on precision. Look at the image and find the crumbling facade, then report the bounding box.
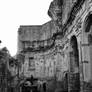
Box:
[48,0,92,92]
[17,0,92,92]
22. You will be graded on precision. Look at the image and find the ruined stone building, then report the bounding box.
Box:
[0,47,12,92]
[17,0,92,92]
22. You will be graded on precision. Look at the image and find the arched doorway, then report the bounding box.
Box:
[69,35,80,92]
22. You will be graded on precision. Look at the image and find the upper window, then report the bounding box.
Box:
[85,14,92,33]
[29,57,35,68]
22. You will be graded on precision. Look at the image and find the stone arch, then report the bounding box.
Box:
[68,35,80,92]
[70,35,79,72]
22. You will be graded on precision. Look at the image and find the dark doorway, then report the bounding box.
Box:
[69,35,80,92]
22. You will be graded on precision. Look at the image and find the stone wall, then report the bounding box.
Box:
[48,0,92,91]
[17,20,59,78]
[17,0,92,91]
[61,0,92,91]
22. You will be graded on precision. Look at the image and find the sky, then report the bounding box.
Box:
[0,0,52,56]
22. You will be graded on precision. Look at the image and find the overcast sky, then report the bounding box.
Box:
[0,0,52,56]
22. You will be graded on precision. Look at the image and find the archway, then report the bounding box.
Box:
[69,35,80,92]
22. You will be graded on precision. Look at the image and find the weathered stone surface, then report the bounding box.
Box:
[17,0,92,92]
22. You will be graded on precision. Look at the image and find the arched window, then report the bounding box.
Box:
[69,35,80,92]
[85,13,92,33]
[70,35,79,72]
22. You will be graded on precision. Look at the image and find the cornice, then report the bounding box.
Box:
[21,37,55,53]
[20,31,64,53]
